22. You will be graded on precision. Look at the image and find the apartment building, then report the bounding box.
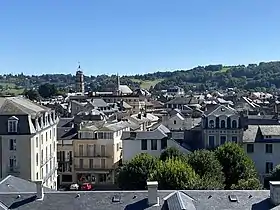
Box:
[73,121,130,185]
[122,124,190,161]
[0,97,58,189]
[57,118,75,187]
[243,125,280,184]
[201,104,243,149]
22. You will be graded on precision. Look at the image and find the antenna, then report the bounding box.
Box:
[78,61,81,69]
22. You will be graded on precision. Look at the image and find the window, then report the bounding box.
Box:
[50,144,52,158]
[79,159,84,168]
[247,144,254,153]
[266,162,273,173]
[141,140,147,150]
[93,144,96,156]
[36,172,39,180]
[89,159,93,168]
[36,153,38,166]
[161,139,167,150]
[209,136,215,148]
[101,159,106,168]
[8,117,18,133]
[53,128,56,138]
[232,136,238,143]
[266,144,273,153]
[151,140,157,150]
[78,145,83,156]
[46,132,48,142]
[220,136,226,145]
[50,130,52,139]
[46,147,48,160]
[101,145,106,156]
[9,139,16,150]
[41,149,43,164]
[9,156,16,168]
[174,120,176,125]
[117,143,119,151]
[36,137,38,148]
[220,120,226,128]
[41,134,43,144]
[46,164,48,175]
[232,120,237,128]
[209,120,214,128]
[41,168,43,179]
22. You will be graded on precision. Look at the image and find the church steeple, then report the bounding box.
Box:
[76,62,85,94]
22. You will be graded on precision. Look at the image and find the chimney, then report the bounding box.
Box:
[35,181,44,200]
[147,181,159,206]
[270,181,280,205]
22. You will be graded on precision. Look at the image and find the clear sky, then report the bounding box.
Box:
[1,0,280,76]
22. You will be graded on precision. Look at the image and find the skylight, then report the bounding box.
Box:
[112,195,121,202]
[228,195,238,202]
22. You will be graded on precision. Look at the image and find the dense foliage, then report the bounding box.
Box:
[215,142,261,189]
[117,144,262,190]
[2,61,280,95]
[116,153,158,190]
[149,158,198,190]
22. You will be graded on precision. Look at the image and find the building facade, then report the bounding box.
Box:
[201,105,243,149]
[0,97,58,189]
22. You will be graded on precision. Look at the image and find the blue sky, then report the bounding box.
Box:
[0,0,280,76]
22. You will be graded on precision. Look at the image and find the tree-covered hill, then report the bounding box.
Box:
[1,61,280,95]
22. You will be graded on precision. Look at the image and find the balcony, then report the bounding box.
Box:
[74,165,113,171]
[74,153,111,158]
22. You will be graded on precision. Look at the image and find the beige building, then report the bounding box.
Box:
[201,104,243,148]
[73,121,130,185]
[0,97,58,189]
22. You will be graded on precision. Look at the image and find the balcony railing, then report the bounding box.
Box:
[40,154,54,166]
[74,165,112,171]
[74,153,111,158]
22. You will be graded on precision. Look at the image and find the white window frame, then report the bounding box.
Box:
[8,118,18,133]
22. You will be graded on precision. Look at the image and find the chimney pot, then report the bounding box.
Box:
[270,181,280,205]
[35,181,43,200]
[147,181,158,206]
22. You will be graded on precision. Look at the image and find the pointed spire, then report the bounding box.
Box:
[78,61,81,69]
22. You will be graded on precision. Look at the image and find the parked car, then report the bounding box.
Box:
[81,183,93,191]
[70,183,79,190]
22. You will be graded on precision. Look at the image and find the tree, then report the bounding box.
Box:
[231,178,262,190]
[116,153,158,190]
[23,89,41,101]
[38,83,58,98]
[149,158,198,190]
[187,150,225,189]
[160,147,186,162]
[269,165,280,181]
[215,142,260,189]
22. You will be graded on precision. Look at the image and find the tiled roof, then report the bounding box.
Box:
[0,190,273,210]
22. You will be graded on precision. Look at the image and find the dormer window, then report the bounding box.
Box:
[220,120,226,128]
[232,120,237,128]
[209,120,214,128]
[8,116,19,133]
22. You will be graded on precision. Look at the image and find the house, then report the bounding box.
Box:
[121,124,190,161]
[73,121,130,185]
[201,104,243,149]
[0,96,58,190]
[243,125,280,184]
[57,118,76,187]
[0,180,279,209]
[164,86,185,97]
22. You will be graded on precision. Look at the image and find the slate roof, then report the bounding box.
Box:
[0,97,50,118]
[0,175,54,193]
[87,98,108,108]
[0,190,275,210]
[58,118,74,127]
[259,125,280,136]
[166,97,199,105]
[242,125,259,143]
